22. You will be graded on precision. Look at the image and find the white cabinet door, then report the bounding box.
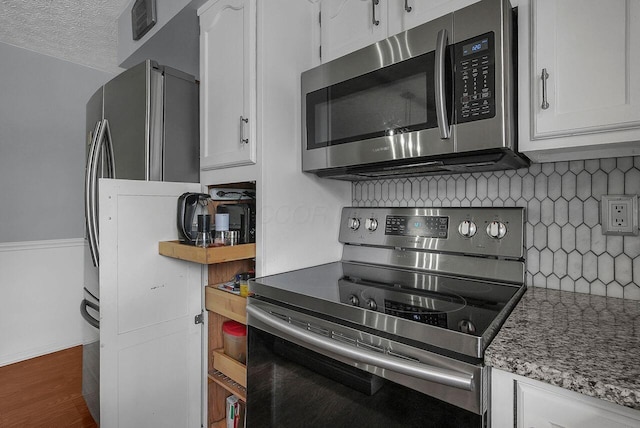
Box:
[320,0,388,62]
[491,368,640,428]
[517,381,640,428]
[199,0,256,170]
[387,0,478,35]
[99,179,203,428]
[531,0,640,138]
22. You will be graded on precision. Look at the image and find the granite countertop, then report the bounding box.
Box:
[485,286,640,410]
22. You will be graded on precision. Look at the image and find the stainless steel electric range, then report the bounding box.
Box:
[246,207,526,428]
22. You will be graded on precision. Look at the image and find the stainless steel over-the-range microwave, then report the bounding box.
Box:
[302,0,529,180]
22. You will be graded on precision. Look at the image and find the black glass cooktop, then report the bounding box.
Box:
[250,261,525,359]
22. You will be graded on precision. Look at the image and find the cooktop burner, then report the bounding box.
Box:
[339,263,521,337]
[250,207,526,359]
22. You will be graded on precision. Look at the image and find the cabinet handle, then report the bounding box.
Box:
[404,0,412,12]
[541,68,550,110]
[240,116,249,145]
[372,0,380,26]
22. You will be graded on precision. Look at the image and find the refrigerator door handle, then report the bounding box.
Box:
[103,119,116,178]
[80,299,100,329]
[88,119,109,267]
[85,121,102,268]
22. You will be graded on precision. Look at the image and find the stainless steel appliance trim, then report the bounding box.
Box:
[339,207,526,261]
[435,28,451,140]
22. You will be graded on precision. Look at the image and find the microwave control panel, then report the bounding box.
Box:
[454,32,496,123]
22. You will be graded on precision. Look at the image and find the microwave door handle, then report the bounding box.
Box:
[247,305,474,391]
[435,28,451,140]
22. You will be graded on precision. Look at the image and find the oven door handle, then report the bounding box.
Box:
[246,305,475,391]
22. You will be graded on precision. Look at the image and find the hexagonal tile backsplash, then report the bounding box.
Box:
[352,156,640,300]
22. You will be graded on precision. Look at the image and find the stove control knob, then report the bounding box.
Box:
[486,221,507,239]
[348,295,359,306]
[458,220,477,238]
[458,319,476,334]
[366,299,377,310]
[365,218,378,232]
[348,218,361,230]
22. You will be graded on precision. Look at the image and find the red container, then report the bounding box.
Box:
[222,321,247,364]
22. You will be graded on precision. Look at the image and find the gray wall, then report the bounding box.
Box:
[0,42,114,243]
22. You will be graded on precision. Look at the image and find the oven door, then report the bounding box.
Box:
[246,300,487,428]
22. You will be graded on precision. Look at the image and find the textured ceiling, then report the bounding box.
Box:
[0,0,130,74]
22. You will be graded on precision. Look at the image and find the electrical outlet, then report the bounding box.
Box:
[601,195,639,236]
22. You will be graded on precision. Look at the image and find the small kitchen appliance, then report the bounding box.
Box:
[216,203,256,244]
[177,192,212,245]
[247,207,526,427]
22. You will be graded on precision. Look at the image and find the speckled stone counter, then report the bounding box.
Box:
[485,286,640,410]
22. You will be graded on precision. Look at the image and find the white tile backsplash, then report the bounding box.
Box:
[352,156,640,300]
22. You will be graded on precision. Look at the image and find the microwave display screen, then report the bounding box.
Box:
[306,52,438,149]
[462,38,489,56]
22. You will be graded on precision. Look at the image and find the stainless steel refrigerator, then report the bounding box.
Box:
[80,60,199,423]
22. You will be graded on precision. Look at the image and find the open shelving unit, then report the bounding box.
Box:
[159,240,254,428]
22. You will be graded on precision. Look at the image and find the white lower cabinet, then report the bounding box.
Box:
[517,0,640,162]
[100,180,204,427]
[491,368,640,428]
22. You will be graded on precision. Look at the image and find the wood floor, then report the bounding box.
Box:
[0,346,97,427]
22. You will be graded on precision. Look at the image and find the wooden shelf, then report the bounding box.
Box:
[158,241,255,264]
[212,349,246,388]
[208,370,247,402]
[212,419,226,428]
[206,287,247,324]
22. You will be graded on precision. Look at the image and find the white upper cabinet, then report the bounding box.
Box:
[319,0,388,62]
[518,0,640,162]
[386,0,478,35]
[199,0,257,170]
[319,0,478,63]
